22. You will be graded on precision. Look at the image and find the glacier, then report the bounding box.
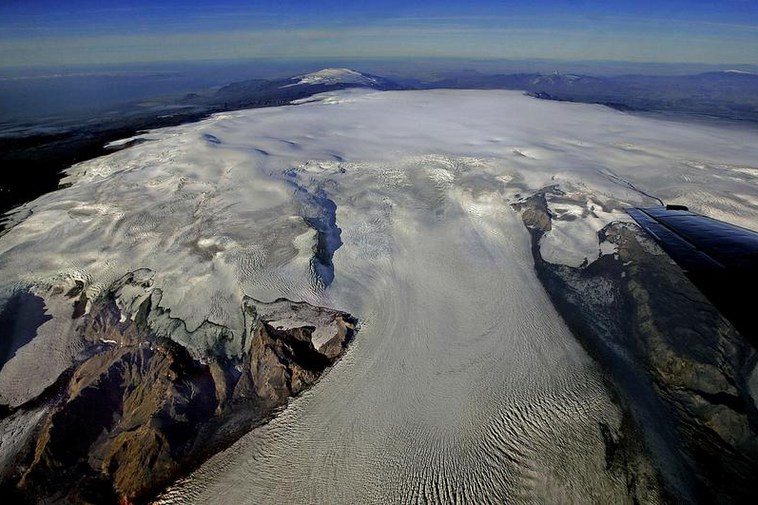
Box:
[0,89,757,503]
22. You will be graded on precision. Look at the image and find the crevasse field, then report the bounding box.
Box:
[1,90,757,503]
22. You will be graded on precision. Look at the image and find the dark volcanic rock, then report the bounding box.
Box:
[1,271,357,504]
[513,188,758,504]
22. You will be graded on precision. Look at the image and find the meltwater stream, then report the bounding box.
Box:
[159,158,628,504]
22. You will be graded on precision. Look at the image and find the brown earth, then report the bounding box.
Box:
[1,271,357,504]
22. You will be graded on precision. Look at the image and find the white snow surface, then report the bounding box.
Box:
[286,67,379,87]
[1,89,757,502]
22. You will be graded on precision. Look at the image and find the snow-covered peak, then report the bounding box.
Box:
[290,68,379,86]
[530,72,592,86]
[722,69,756,75]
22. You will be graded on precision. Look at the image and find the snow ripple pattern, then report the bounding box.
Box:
[1,90,756,502]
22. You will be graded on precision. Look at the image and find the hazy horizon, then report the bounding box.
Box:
[3,55,757,129]
[1,1,757,68]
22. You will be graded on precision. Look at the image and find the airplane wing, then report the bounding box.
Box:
[627,206,758,342]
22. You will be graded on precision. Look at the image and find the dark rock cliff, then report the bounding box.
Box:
[513,188,758,504]
[0,271,357,504]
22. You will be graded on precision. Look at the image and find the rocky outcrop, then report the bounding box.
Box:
[0,271,357,504]
[513,188,758,503]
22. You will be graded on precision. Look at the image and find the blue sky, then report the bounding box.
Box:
[1,1,757,67]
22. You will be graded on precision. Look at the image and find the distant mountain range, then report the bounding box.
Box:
[179,68,402,109]
[190,66,758,122]
[408,70,758,120]
[3,67,758,221]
